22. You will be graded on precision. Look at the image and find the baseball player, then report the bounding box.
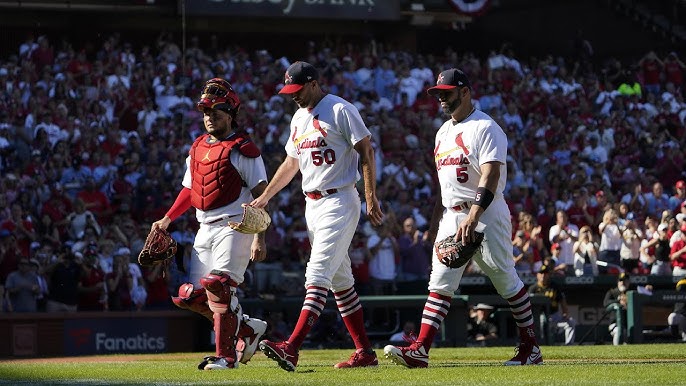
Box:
[384,68,543,367]
[528,264,576,345]
[151,78,268,370]
[250,61,384,371]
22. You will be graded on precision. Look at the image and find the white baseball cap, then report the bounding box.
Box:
[658,223,668,232]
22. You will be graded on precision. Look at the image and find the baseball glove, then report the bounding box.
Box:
[435,232,484,269]
[228,204,271,234]
[138,227,178,266]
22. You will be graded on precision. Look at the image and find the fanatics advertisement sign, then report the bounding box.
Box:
[64,318,168,355]
[183,0,401,20]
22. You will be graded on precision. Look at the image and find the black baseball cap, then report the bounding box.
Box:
[279,61,319,94]
[427,68,471,96]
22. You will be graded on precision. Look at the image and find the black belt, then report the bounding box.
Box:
[206,214,239,225]
[304,188,338,200]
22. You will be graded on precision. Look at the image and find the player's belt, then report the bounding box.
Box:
[206,214,240,225]
[304,188,338,200]
[451,202,472,211]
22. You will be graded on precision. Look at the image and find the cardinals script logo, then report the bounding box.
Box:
[291,116,328,155]
[434,132,471,171]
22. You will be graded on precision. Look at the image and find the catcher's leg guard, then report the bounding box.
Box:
[172,283,213,321]
[201,270,242,361]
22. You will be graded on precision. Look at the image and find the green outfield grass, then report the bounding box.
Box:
[1,344,685,385]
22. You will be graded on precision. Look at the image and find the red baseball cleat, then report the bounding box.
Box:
[383,342,429,368]
[334,348,378,369]
[503,342,543,365]
[259,340,298,372]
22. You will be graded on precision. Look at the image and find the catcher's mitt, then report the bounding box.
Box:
[435,231,484,269]
[138,227,178,266]
[229,204,271,234]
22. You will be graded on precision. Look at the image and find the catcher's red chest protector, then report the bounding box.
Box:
[189,131,260,211]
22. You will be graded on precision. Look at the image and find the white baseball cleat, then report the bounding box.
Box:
[238,315,268,364]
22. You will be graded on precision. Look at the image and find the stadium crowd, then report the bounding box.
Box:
[0,31,685,314]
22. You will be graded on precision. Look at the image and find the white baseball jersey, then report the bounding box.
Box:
[429,109,524,299]
[285,94,370,192]
[434,109,508,208]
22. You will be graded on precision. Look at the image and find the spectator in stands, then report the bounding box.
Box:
[513,230,534,275]
[115,247,146,311]
[1,203,36,259]
[566,189,597,230]
[397,216,430,282]
[367,221,398,295]
[142,262,171,310]
[670,222,686,277]
[44,247,82,312]
[549,210,579,275]
[669,180,686,213]
[641,222,671,275]
[604,272,631,345]
[598,208,622,266]
[4,257,40,312]
[349,231,371,296]
[573,225,600,277]
[78,251,107,311]
[466,303,499,347]
[76,177,112,223]
[529,264,576,345]
[621,183,647,217]
[65,198,101,243]
[638,51,663,96]
[60,155,92,200]
[620,220,643,274]
[106,248,133,311]
[645,182,670,220]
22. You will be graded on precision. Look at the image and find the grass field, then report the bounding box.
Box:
[1,344,685,385]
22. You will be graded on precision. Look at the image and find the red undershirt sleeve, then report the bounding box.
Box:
[165,187,192,221]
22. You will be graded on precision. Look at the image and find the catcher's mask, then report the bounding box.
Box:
[197,78,240,117]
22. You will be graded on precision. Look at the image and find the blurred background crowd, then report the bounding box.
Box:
[0,29,685,315]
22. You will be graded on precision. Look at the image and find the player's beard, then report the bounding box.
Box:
[442,94,461,116]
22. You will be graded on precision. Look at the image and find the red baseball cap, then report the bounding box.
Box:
[676,180,685,189]
[427,68,471,96]
[279,61,319,95]
[551,243,561,251]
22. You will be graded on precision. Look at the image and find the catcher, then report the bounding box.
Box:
[384,68,543,368]
[148,78,270,370]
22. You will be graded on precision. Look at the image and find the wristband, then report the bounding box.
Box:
[475,187,494,210]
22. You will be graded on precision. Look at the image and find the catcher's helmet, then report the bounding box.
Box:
[197,78,240,114]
